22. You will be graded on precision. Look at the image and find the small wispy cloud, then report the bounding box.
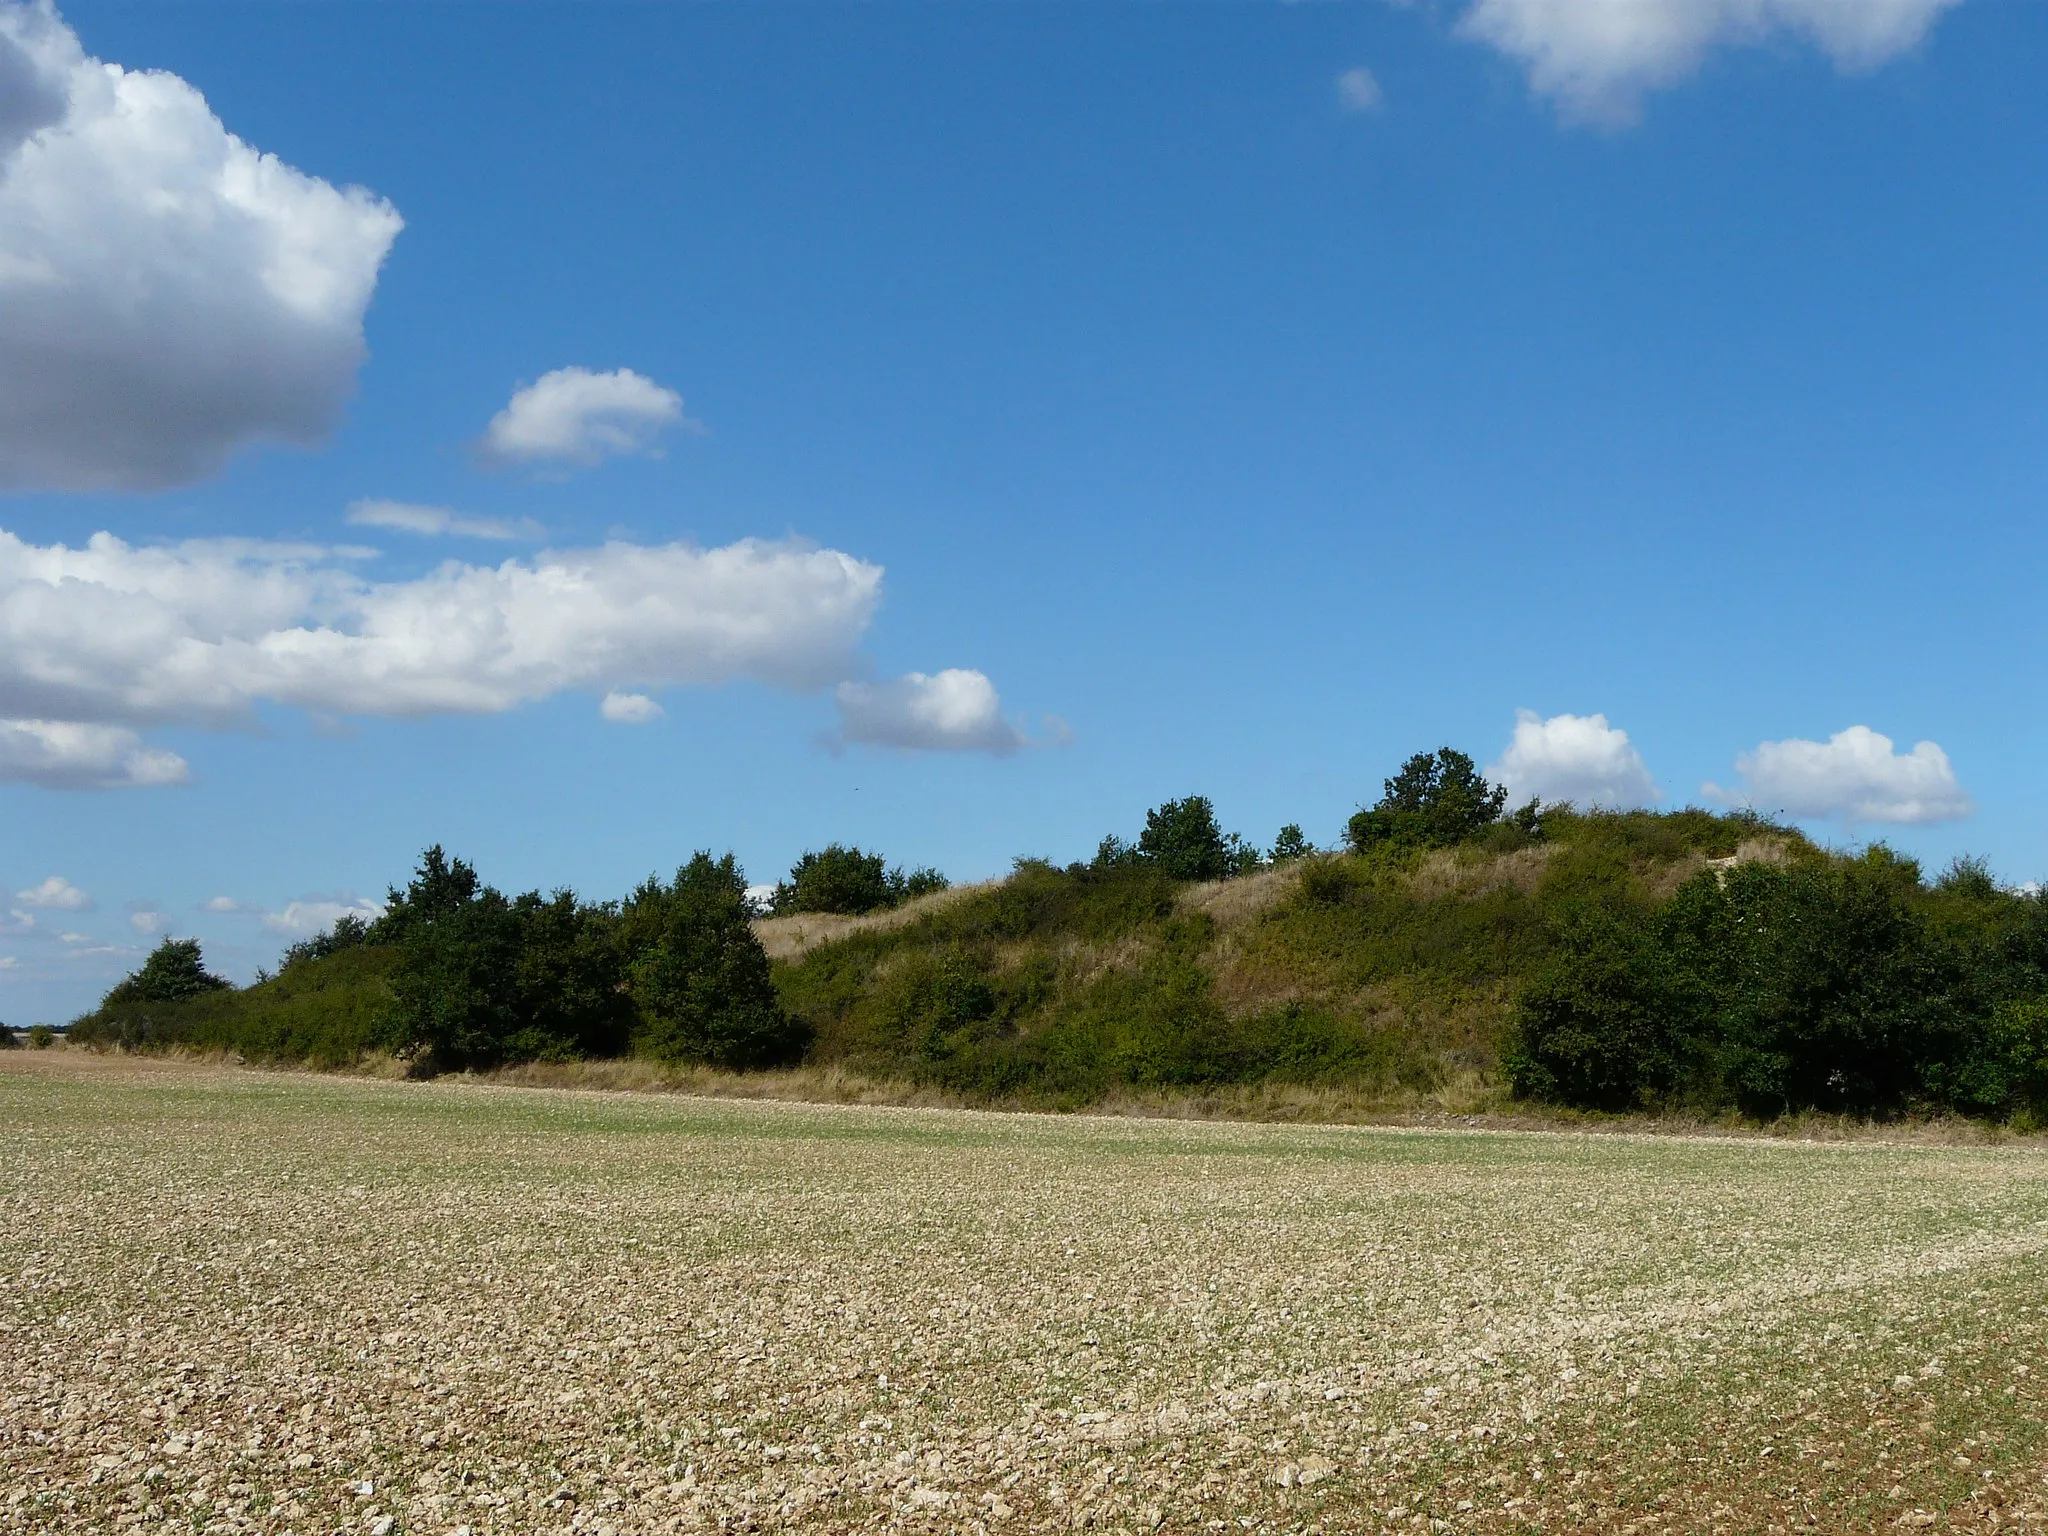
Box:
[600,691,664,724]
[14,875,91,911]
[480,367,694,468]
[346,499,542,541]
[1336,65,1384,113]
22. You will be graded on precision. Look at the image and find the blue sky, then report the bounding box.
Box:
[1,0,2042,1020]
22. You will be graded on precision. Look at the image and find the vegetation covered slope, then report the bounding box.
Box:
[771,807,1807,1106]
[65,747,2048,1124]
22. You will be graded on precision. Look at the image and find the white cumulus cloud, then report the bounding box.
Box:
[345,500,541,542]
[1336,66,1384,112]
[1488,709,1658,809]
[14,874,89,910]
[0,529,879,729]
[482,367,689,468]
[834,669,1025,755]
[0,0,402,490]
[1706,724,1972,824]
[600,690,663,724]
[0,525,1029,779]
[127,905,165,935]
[1458,0,1961,122]
[0,719,189,788]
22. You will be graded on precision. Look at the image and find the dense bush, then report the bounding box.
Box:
[1346,748,1509,853]
[26,1024,54,1049]
[73,938,235,1048]
[1505,848,2048,1120]
[381,848,633,1069]
[59,739,2048,1125]
[1270,824,1315,862]
[623,853,807,1068]
[1094,795,1262,881]
[771,844,948,916]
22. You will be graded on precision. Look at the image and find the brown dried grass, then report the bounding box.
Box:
[751,881,994,960]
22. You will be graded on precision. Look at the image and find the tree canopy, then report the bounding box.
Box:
[1346,748,1508,853]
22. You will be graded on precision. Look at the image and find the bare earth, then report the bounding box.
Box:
[5,1052,2048,1534]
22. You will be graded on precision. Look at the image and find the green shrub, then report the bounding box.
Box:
[1135,796,1237,881]
[26,1024,55,1049]
[1507,848,2048,1121]
[179,946,401,1066]
[74,938,235,1049]
[382,847,632,1070]
[1503,906,1701,1110]
[771,844,944,915]
[624,852,808,1069]
[1346,748,1506,853]
[1270,824,1315,862]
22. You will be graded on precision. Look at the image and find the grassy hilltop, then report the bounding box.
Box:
[759,807,1793,1107]
[70,738,2048,1125]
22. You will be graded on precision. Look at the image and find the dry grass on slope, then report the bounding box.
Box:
[751,881,995,960]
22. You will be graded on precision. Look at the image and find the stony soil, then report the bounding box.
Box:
[6,1050,2048,1534]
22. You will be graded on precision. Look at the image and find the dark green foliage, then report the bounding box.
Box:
[1507,846,2048,1121]
[383,849,631,1070]
[897,866,951,902]
[0,1024,19,1049]
[1346,748,1508,853]
[1270,824,1314,862]
[280,912,369,969]
[1501,906,1699,1110]
[1095,797,1261,881]
[26,1024,53,1049]
[623,853,806,1069]
[110,938,232,1005]
[1137,796,1232,881]
[771,844,946,915]
[504,890,635,1063]
[74,939,235,1049]
[774,844,892,915]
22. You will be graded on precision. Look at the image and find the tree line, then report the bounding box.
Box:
[70,745,2048,1124]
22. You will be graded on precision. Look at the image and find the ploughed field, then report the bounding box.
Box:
[6,1055,2048,1534]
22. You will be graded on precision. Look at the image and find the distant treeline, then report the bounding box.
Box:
[68,746,2048,1125]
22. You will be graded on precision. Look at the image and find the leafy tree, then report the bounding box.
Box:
[1346,748,1507,853]
[1091,834,1140,870]
[280,912,371,970]
[105,938,232,1006]
[26,1024,54,1049]
[1270,824,1315,863]
[623,852,808,1068]
[384,861,525,1070]
[1136,796,1232,882]
[895,866,952,903]
[383,848,633,1070]
[772,845,895,915]
[369,845,479,943]
[506,890,634,1061]
[1506,845,2048,1120]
